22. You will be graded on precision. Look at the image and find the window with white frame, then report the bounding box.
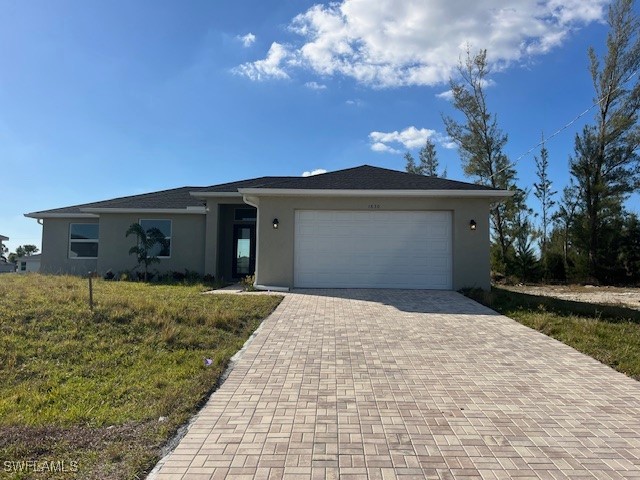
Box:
[139,219,171,258]
[69,223,99,259]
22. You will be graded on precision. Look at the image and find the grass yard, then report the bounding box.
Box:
[0,274,282,480]
[465,286,640,381]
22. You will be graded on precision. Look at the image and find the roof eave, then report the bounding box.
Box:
[24,213,99,219]
[80,207,206,214]
[25,207,208,218]
[236,188,514,198]
[189,191,243,198]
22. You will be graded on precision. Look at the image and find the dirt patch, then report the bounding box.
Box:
[501,284,640,310]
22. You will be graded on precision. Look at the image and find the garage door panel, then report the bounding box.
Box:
[294,210,452,289]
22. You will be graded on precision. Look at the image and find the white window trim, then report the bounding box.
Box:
[69,223,99,260]
[139,219,172,259]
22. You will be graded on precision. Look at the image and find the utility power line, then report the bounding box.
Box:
[488,67,640,181]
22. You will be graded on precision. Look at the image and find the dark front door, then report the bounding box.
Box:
[232,224,256,278]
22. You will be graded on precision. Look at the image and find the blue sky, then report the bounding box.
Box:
[1,0,638,253]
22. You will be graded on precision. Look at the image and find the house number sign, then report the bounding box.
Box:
[368,204,381,209]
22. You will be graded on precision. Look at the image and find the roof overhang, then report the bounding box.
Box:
[24,213,99,219]
[190,191,243,199]
[25,207,206,219]
[236,188,514,199]
[80,207,206,215]
[0,235,8,241]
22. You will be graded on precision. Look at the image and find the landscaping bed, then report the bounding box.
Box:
[0,274,282,479]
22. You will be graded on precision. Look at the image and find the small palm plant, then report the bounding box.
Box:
[125,223,169,281]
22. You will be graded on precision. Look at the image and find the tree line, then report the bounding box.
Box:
[406,0,640,285]
[4,245,39,264]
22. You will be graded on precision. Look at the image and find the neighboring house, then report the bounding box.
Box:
[16,254,41,273]
[0,234,15,273]
[25,165,512,290]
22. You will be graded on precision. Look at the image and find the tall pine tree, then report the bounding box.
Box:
[569,0,640,280]
[419,139,440,176]
[533,135,556,265]
[443,49,522,274]
[405,152,421,174]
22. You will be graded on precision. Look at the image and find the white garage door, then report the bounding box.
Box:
[294,210,452,289]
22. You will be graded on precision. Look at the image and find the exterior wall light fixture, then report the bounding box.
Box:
[469,219,477,231]
[273,218,279,229]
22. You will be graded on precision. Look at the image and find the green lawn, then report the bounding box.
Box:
[464,286,640,381]
[0,274,282,480]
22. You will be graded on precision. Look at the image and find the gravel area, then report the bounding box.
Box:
[501,284,640,310]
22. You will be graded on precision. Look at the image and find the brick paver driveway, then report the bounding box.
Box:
[152,290,640,479]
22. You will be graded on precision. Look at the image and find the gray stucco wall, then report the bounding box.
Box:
[96,213,206,275]
[250,195,492,291]
[41,218,99,274]
[40,214,206,276]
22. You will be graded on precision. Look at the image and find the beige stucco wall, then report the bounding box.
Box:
[250,195,492,291]
[96,213,206,275]
[40,218,99,275]
[38,195,492,288]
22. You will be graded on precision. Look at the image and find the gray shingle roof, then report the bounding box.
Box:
[239,165,497,191]
[26,165,499,217]
[202,176,295,192]
[27,186,209,216]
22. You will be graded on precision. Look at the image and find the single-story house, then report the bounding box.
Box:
[25,165,512,290]
[16,254,41,273]
[0,235,15,273]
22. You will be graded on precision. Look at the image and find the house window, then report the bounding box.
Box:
[69,223,99,259]
[139,219,171,258]
[20,262,26,271]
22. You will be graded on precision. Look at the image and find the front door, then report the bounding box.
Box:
[232,224,256,278]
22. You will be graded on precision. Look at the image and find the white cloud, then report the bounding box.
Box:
[345,98,364,107]
[435,78,495,101]
[237,32,256,47]
[232,42,290,80]
[369,126,456,152]
[302,168,328,176]
[439,137,458,150]
[305,81,327,90]
[370,126,436,150]
[371,142,400,154]
[435,90,454,101]
[237,0,608,87]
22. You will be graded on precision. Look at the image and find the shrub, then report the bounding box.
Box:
[171,271,186,281]
[240,275,256,291]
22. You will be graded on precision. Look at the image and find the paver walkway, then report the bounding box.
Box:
[151,290,640,479]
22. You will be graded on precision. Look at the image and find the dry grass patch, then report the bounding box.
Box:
[0,274,281,479]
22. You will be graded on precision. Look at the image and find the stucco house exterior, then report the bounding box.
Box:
[25,165,512,290]
[16,254,41,273]
[0,234,14,273]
